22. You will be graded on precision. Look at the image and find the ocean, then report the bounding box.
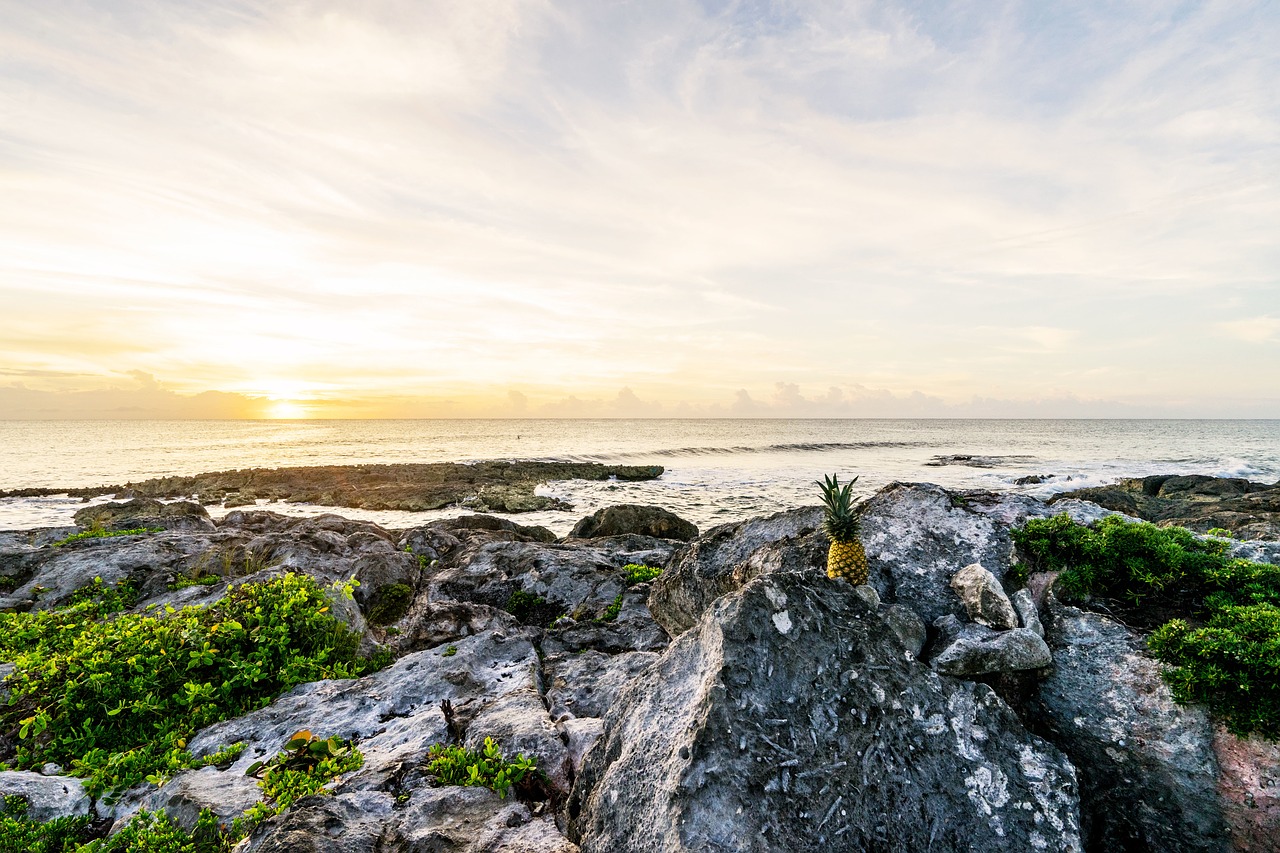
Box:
[1,419,1277,535]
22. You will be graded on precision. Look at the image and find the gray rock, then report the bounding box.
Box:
[932,624,1053,676]
[0,770,92,822]
[951,563,1020,629]
[1011,588,1043,637]
[0,663,13,705]
[569,571,1082,853]
[648,506,824,636]
[859,483,1016,625]
[882,603,927,658]
[463,687,572,795]
[541,588,669,655]
[141,765,263,830]
[238,786,577,853]
[386,599,519,654]
[431,538,669,628]
[569,504,698,541]
[1032,600,1230,852]
[544,650,659,720]
[560,717,605,777]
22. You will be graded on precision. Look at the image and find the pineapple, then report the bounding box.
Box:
[817,473,868,584]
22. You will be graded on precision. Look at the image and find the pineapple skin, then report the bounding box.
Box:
[826,539,869,585]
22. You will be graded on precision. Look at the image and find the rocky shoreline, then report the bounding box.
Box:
[1054,474,1280,541]
[1,477,1278,851]
[0,461,665,515]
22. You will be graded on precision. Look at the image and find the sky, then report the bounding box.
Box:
[1,0,1277,419]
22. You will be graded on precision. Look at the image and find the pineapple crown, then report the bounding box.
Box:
[816,473,860,542]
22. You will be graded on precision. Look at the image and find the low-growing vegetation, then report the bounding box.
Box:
[0,574,389,798]
[594,593,623,624]
[51,528,162,547]
[0,795,95,853]
[239,731,362,830]
[1014,514,1280,738]
[425,737,537,800]
[367,583,413,625]
[623,563,662,585]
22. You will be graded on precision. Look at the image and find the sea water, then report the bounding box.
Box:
[1,419,1276,535]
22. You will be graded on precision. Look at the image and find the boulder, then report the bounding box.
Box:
[648,507,824,636]
[0,770,92,822]
[950,563,1019,629]
[569,571,1082,853]
[569,505,698,542]
[931,623,1052,677]
[385,599,519,655]
[140,765,262,830]
[74,498,215,533]
[1031,600,1230,851]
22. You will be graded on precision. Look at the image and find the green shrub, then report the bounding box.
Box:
[0,574,388,798]
[1150,602,1280,738]
[0,795,95,853]
[1013,513,1280,739]
[623,564,662,586]
[593,594,623,624]
[79,807,226,853]
[1012,514,1226,610]
[425,737,536,800]
[239,731,362,830]
[51,528,162,547]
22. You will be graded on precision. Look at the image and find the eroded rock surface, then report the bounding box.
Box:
[569,504,698,542]
[1032,599,1231,852]
[570,571,1083,853]
[1055,474,1280,541]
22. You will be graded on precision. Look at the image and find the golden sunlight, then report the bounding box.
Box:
[266,400,308,419]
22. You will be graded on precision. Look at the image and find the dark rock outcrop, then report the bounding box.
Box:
[3,461,665,515]
[1055,474,1280,541]
[74,498,215,533]
[1031,598,1230,851]
[570,570,1083,852]
[569,504,698,542]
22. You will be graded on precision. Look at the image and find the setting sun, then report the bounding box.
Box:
[266,400,308,420]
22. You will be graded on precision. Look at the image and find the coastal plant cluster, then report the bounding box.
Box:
[0,732,364,852]
[425,737,538,801]
[1014,514,1280,738]
[51,528,162,548]
[0,573,390,798]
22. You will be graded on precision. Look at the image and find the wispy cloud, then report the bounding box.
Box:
[1,1,1278,415]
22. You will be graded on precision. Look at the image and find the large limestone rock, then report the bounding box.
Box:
[1032,600,1230,851]
[569,571,1082,853]
[647,507,824,636]
[1212,727,1280,851]
[0,770,92,822]
[569,504,698,542]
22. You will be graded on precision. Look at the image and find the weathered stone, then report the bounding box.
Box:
[570,571,1082,853]
[560,717,604,777]
[851,583,880,609]
[0,663,13,705]
[544,650,659,721]
[386,599,519,654]
[648,506,824,636]
[74,498,215,533]
[1012,588,1044,637]
[141,765,262,830]
[1032,600,1230,852]
[569,505,698,542]
[0,770,92,822]
[882,603,927,658]
[464,688,572,794]
[237,785,578,853]
[540,588,669,655]
[951,562,1020,629]
[1212,726,1280,852]
[1055,474,1280,541]
[931,623,1052,676]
